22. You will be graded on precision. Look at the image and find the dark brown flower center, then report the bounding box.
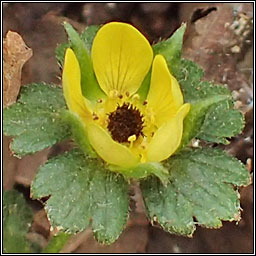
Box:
[107,103,144,143]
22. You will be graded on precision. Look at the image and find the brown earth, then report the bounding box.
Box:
[3,3,253,253]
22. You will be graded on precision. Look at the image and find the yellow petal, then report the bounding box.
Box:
[87,123,140,168]
[147,55,184,126]
[62,48,91,118]
[91,22,153,96]
[146,103,190,162]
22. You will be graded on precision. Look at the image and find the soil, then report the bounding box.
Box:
[3,3,253,253]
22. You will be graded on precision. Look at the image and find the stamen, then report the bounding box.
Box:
[132,94,140,101]
[143,100,148,105]
[128,134,137,148]
[150,114,155,124]
[97,99,103,103]
[109,90,119,99]
[125,91,130,97]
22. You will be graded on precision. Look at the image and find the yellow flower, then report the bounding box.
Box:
[62,22,190,170]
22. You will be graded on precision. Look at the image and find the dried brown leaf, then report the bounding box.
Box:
[3,31,32,107]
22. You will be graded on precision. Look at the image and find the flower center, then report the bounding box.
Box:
[107,103,144,143]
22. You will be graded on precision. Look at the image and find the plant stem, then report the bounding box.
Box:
[43,232,72,253]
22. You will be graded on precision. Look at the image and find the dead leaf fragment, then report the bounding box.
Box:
[3,31,32,107]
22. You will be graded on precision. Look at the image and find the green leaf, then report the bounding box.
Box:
[31,149,129,244]
[197,100,245,144]
[177,59,231,102]
[153,23,186,76]
[90,166,129,244]
[3,190,36,253]
[63,22,105,102]
[3,83,70,157]
[177,59,244,145]
[179,95,230,149]
[141,147,251,237]
[80,25,100,53]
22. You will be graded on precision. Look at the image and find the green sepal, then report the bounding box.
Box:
[136,70,151,103]
[80,25,100,53]
[137,23,186,102]
[55,42,70,67]
[110,162,170,185]
[63,22,105,102]
[55,25,100,67]
[60,110,96,158]
[153,23,186,76]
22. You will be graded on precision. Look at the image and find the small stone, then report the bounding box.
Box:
[231,45,241,53]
